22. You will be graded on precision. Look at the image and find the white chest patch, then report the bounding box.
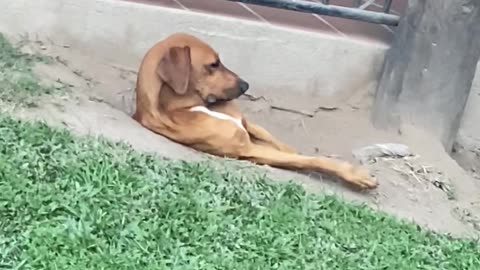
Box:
[189,106,245,132]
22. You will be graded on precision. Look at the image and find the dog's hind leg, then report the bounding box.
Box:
[240,143,378,189]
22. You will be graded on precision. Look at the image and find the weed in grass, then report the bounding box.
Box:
[0,116,479,269]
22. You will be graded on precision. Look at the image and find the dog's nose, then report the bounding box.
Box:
[239,80,249,93]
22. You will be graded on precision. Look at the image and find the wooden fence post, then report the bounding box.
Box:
[372,0,480,152]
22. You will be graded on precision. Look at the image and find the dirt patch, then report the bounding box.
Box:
[6,39,480,238]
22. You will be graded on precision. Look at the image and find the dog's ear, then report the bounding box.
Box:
[157,46,191,95]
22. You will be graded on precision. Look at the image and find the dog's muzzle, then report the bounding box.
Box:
[238,79,249,94]
[204,79,250,105]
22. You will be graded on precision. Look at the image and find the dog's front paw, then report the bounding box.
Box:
[341,164,378,189]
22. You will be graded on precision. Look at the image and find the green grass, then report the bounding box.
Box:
[0,33,58,106]
[0,117,479,270]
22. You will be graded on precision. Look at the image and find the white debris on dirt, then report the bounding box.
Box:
[352,143,413,164]
[374,155,455,200]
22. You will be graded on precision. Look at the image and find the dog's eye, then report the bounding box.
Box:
[209,60,220,69]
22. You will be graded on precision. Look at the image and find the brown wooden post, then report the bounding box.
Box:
[372,0,480,152]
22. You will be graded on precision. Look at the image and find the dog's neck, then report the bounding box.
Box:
[159,85,205,111]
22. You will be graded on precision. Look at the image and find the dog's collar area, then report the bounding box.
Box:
[204,98,232,106]
[205,94,217,104]
[189,106,245,131]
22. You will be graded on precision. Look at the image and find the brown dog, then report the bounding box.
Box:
[132,33,377,189]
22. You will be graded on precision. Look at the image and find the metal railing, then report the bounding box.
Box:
[226,0,400,26]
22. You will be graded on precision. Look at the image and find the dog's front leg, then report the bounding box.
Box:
[243,120,297,154]
[240,143,378,189]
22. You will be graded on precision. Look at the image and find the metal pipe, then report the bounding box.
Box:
[227,0,400,26]
[384,0,393,13]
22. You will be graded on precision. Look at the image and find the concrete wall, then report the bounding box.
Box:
[458,62,480,148]
[0,0,387,99]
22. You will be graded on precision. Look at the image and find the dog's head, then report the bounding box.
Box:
[157,34,249,105]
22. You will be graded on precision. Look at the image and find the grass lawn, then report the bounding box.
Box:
[1,118,480,269]
[0,32,480,269]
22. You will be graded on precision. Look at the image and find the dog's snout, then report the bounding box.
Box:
[239,80,249,93]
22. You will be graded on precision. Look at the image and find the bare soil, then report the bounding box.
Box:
[7,40,480,238]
